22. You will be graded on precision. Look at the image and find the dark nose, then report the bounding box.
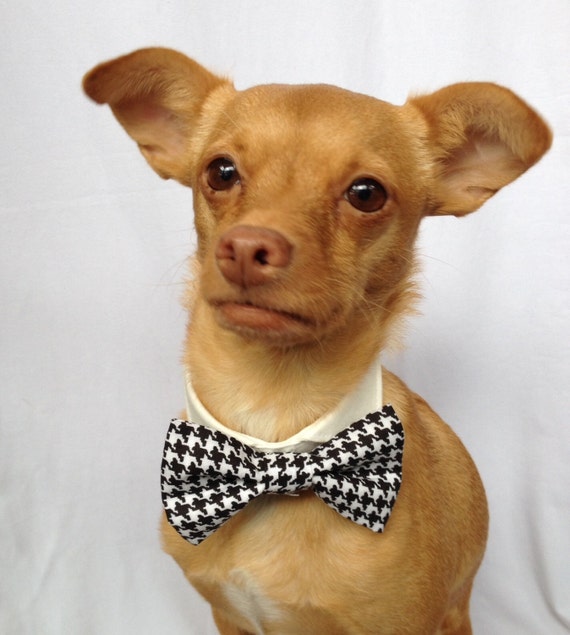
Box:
[215,225,293,288]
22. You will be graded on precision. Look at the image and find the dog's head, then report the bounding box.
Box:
[84,48,551,349]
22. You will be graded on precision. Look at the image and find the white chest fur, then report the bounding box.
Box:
[222,569,284,635]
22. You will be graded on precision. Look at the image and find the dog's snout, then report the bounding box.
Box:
[215,225,293,288]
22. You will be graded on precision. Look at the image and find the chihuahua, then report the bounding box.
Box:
[84,48,551,634]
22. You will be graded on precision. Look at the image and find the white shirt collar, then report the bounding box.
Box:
[184,356,383,453]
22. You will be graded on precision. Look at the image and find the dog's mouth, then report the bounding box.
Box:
[211,300,316,342]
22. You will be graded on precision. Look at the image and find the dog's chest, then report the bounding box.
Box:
[221,568,285,634]
[187,495,352,633]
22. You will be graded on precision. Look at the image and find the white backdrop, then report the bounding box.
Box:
[1,2,569,634]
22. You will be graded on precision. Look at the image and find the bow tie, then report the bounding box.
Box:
[161,406,404,545]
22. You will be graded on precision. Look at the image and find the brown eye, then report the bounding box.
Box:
[345,178,388,213]
[206,157,240,191]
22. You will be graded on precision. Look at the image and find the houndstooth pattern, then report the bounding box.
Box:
[161,406,404,545]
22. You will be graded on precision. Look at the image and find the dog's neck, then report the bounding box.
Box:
[183,301,385,442]
[184,354,383,451]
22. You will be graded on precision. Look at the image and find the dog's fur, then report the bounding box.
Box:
[83,48,551,634]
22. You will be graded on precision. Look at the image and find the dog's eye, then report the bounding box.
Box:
[206,158,240,191]
[345,178,388,213]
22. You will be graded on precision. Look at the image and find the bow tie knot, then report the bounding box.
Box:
[161,406,404,545]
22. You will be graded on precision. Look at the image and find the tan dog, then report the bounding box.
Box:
[83,48,551,635]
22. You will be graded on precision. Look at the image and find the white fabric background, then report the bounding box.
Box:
[1,1,568,634]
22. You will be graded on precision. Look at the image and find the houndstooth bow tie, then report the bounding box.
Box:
[161,406,404,545]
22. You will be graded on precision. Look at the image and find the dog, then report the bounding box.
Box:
[83,48,551,634]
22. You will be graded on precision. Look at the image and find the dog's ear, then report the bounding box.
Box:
[83,48,231,184]
[408,83,552,216]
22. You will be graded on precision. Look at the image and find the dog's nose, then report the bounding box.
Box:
[215,225,293,288]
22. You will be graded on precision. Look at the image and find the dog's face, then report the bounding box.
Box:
[84,48,551,348]
[192,84,430,345]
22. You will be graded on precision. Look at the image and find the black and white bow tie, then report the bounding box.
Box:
[161,406,404,545]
